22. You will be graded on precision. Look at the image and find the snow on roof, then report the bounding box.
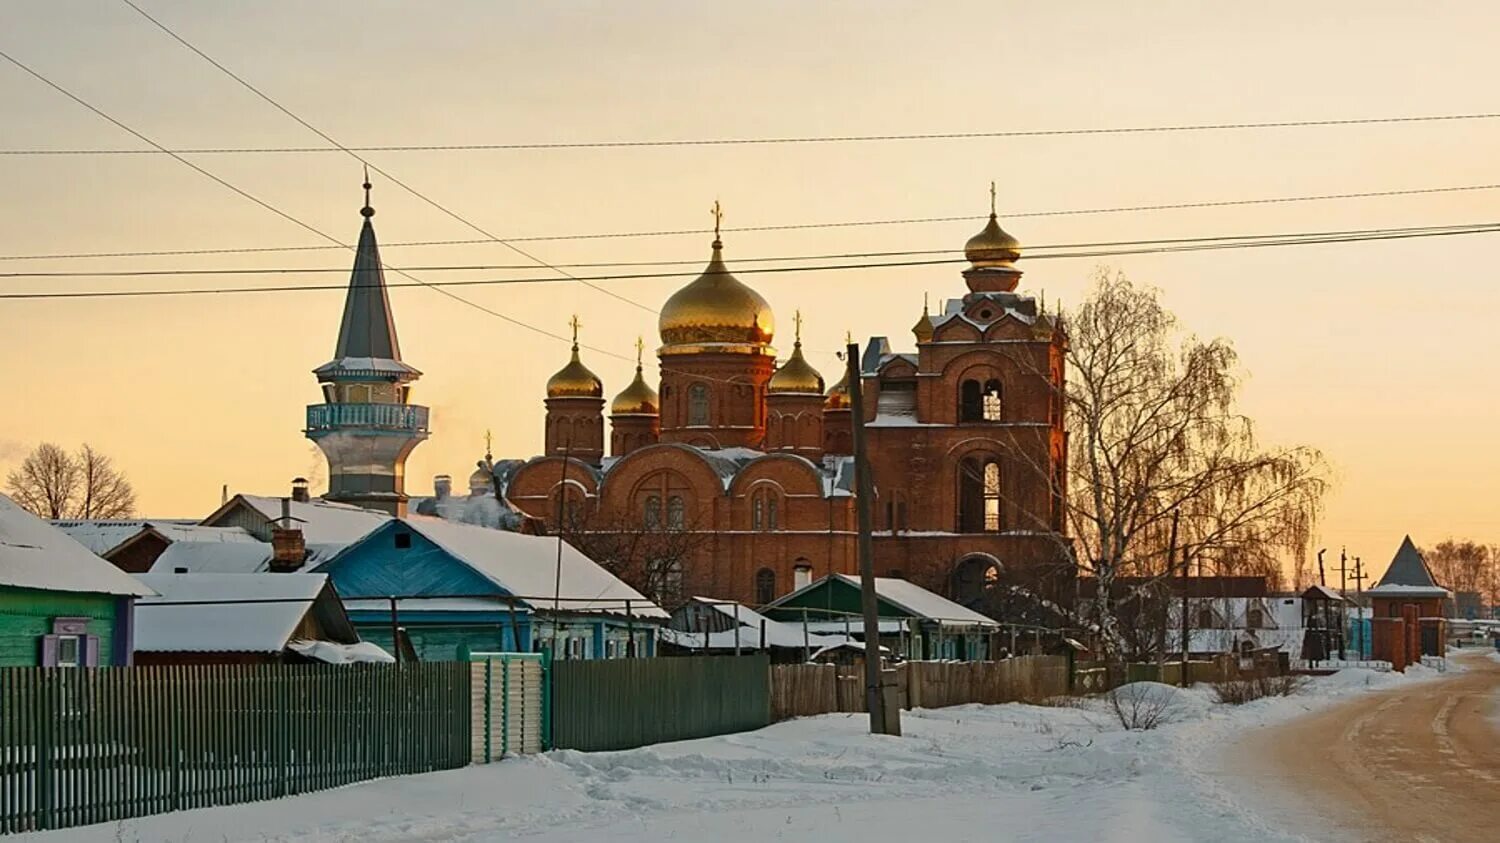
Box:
[1365,582,1454,598]
[152,524,260,545]
[403,516,668,618]
[0,496,153,596]
[669,597,850,649]
[229,495,390,545]
[146,540,343,575]
[51,520,194,554]
[1301,585,1347,602]
[134,573,328,653]
[1373,536,1448,594]
[287,639,393,664]
[838,574,999,628]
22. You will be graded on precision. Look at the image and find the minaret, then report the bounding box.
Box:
[610,337,661,457]
[544,316,605,466]
[765,311,826,460]
[305,176,429,516]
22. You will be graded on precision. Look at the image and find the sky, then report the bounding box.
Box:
[3,1,1498,581]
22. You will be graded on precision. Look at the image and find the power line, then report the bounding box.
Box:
[7,181,1497,263]
[0,45,590,353]
[6,111,1500,155]
[5,221,1492,279]
[117,0,659,317]
[6,221,1496,300]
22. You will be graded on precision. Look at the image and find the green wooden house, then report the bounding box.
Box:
[763,574,1000,661]
[0,494,153,667]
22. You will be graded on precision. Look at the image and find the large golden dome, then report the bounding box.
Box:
[546,343,603,399]
[768,340,824,395]
[965,213,1022,269]
[659,238,774,355]
[610,365,659,415]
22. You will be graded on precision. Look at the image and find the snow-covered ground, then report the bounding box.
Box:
[17,666,1447,843]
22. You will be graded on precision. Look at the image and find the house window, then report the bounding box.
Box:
[644,495,662,530]
[794,563,813,590]
[666,495,685,530]
[755,568,777,605]
[394,532,412,549]
[56,636,81,668]
[688,384,710,426]
[982,380,1003,422]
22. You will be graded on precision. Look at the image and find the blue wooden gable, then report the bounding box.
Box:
[314,521,506,600]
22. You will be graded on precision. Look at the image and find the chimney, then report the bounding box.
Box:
[269,496,306,573]
[434,474,452,500]
[291,477,310,503]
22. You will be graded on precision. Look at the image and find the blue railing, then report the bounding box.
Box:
[305,403,430,433]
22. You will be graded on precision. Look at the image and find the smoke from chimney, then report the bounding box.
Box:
[434,474,453,500]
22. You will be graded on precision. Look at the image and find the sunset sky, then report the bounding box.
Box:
[4,1,1498,581]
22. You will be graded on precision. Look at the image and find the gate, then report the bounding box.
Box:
[469,653,548,762]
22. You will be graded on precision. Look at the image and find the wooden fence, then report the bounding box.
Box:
[552,655,771,751]
[470,653,547,762]
[0,663,470,834]
[770,656,1070,720]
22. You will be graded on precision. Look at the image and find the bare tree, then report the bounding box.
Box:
[1061,271,1326,656]
[557,507,710,610]
[6,442,136,519]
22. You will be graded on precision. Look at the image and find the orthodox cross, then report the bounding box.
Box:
[711,200,724,240]
[484,429,493,460]
[634,335,645,367]
[569,314,581,348]
[989,180,997,216]
[793,309,803,344]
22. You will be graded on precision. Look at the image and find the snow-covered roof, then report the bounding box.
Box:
[51,519,196,554]
[287,639,393,664]
[401,516,668,618]
[1301,584,1347,602]
[133,573,332,653]
[0,496,153,596]
[1369,536,1451,598]
[665,597,851,650]
[224,495,391,545]
[146,539,343,575]
[848,574,999,627]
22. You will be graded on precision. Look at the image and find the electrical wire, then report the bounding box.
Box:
[6,221,1496,300]
[6,111,1499,155]
[6,181,1496,263]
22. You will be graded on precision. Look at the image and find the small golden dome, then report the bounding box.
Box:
[610,366,659,415]
[658,238,775,354]
[468,461,494,496]
[824,369,851,410]
[769,345,824,395]
[912,299,934,343]
[965,213,1022,269]
[546,338,603,399]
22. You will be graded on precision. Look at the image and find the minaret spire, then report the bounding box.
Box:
[361,164,374,218]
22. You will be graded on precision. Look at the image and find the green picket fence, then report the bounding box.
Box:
[0,663,470,834]
[551,655,771,752]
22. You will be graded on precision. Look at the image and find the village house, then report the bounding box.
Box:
[315,515,666,661]
[762,573,1000,660]
[661,596,851,661]
[0,494,153,667]
[132,573,384,665]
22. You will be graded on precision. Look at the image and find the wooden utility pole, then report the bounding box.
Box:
[1350,557,1367,658]
[1168,511,1185,687]
[847,341,897,735]
[1336,547,1351,660]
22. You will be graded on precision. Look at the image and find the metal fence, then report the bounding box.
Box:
[0,663,470,834]
[551,655,771,752]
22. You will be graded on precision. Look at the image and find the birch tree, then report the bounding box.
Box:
[6,442,137,519]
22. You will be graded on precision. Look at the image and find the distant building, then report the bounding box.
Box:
[315,515,666,661]
[132,573,383,666]
[661,596,851,662]
[305,182,429,516]
[1367,536,1452,666]
[0,494,152,667]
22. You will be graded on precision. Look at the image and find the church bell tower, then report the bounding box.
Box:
[305,178,429,516]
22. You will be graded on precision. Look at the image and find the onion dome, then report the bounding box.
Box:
[546,317,604,398]
[768,311,824,394]
[825,369,851,410]
[468,461,495,496]
[658,205,774,354]
[611,337,660,415]
[964,183,1021,269]
[911,297,935,344]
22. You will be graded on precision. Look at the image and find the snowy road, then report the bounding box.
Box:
[15,667,1445,843]
[1233,651,1500,843]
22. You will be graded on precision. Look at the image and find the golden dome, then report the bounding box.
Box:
[965,213,1022,269]
[610,365,659,415]
[911,298,934,343]
[768,314,824,395]
[824,368,851,410]
[546,321,603,398]
[658,238,775,355]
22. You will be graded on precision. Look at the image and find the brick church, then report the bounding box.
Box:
[500,202,1074,611]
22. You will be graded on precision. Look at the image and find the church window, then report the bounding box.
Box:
[960,380,984,422]
[952,556,1001,605]
[958,457,1002,533]
[644,495,662,530]
[648,557,684,606]
[688,384,710,426]
[767,496,779,530]
[666,495,685,530]
[755,568,777,605]
[982,380,1003,421]
[984,462,1001,531]
[752,497,763,530]
[793,563,813,590]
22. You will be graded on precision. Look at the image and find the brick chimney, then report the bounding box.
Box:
[290,477,311,503]
[269,496,306,573]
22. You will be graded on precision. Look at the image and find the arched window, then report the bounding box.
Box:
[644,495,662,530]
[666,495,685,530]
[982,379,1003,422]
[767,496,779,530]
[688,384,710,426]
[960,379,983,422]
[752,496,763,530]
[1247,607,1264,629]
[793,562,813,590]
[958,456,1001,533]
[755,568,777,605]
[952,556,1000,605]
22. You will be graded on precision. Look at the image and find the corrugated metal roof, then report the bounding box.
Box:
[0,496,153,596]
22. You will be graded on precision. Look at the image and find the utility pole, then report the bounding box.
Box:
[1337,547,1348,660]
[847,340,896,736]
[1350,557,1367,659]
[1317,548,1327,588]
[1168,511,1185,687]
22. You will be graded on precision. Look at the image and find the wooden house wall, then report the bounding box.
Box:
[0,587,121,667]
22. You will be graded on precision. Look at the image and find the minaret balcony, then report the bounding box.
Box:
[305,403,430,435]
